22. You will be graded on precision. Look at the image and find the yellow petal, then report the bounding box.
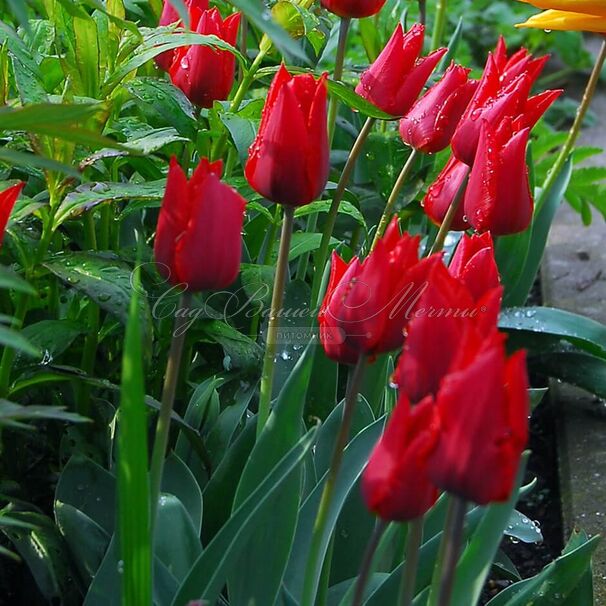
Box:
[518,0,606,17]
[516,9,606,33]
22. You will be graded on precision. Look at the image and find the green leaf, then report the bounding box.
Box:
[228,343,315,606]
[172,429,317,606]
[505,158,573,306]
[0,324,41,358]
[117,266,152,606]
[20,319,86,363]
[73,12,100,97]
[327,80,393,120]
[0,399,87,429]
[446,454,529,606]
[199,320,262,370]
[0,266,36,294]
[57,180,165,225]
[284,417,386,602]
[505,510,542,543]
[44,252,152,343]
[125,78,197,138]
[295,199,366,227]
[55,502,109,585]
[1,511,78,603]
[228,0,309,62]
[103,33,244,94]
[154,494,202,583]
[485,531,599,606]
[161,454,203,535]
[499,306,606,360]
[0,148,81,178]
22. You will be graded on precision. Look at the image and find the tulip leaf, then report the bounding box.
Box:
[284,417,386,602]
[228,0,309,62]
[499,306,606,360]
[171,428,317,606]
[485,530,598,606]
[117,269,152,606]
[0,400,87,430]
[295,199,366,227]
[505,510,543,544]
[0,323,41,358]
[227,342,314,606]
[504,158,573,307]
[326,80,393,120]
[445,454,529,606]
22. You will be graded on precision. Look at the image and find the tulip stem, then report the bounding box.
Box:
[399,518,424,606]
[301,353,366,606]
[149,291,192,531]
[257,206,295,438]
[430,495,467,606]
[428,174,468,255]
[536,38,606,215]
[328,17,351,144]
[372,148,419,251]
[311,116,376,306]
[430,0,448,50]
[352,520,388,606]
[418,0,427,25]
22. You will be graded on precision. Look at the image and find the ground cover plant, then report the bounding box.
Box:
[1,0,606,604]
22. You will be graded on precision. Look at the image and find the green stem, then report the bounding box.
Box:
[418,0,427,25]
[371,149,419,251]
[311,116,376,307]
[257,206,295,438]
[430,0,448,50]
[399,518,424,606]
[317,535,336,606]
[149,291,192,528]
[428,174,468,256]
[536,38,606,215]
[352,520,388,606]
[328,17,351,145]
[435,497,466,606]
[301,354,366,606]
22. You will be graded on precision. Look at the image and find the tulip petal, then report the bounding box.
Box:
[517,9,606,32]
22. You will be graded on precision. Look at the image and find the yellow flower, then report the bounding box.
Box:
[516,0,606,33]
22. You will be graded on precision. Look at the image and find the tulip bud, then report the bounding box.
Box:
[169,8,240,108]
[362,394,439,521]
[154,157,246,291]
[245,65,329,206]
[422,156,470,231]
[399,62,477,154]
[448,232,500,302]
[156,0,210,72]
[428,344,530,505]
[321,0,387,19]
[0,182,24,249]
[464,121,534,236]
[318,218,441,363]
[355,24,447,117]
[451,38,560,164]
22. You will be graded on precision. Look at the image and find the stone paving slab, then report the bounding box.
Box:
[541,53,606,602]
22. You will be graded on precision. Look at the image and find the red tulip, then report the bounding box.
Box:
[393,261,502,404]
[321,0,387,19]
[464,121,533,235]
[0,183,24,249]
[245,65,329,206]
[355,24,447,117]
[156,0,210,72]
[169,8,240,108]
[422,156,470,231]
[154,157,246,291]
[451,37,561,164]
[399,62,477,153]
[362,394,439,521]
[318,218,440,363]
[448,232,500,302]
[428,343,529,504]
